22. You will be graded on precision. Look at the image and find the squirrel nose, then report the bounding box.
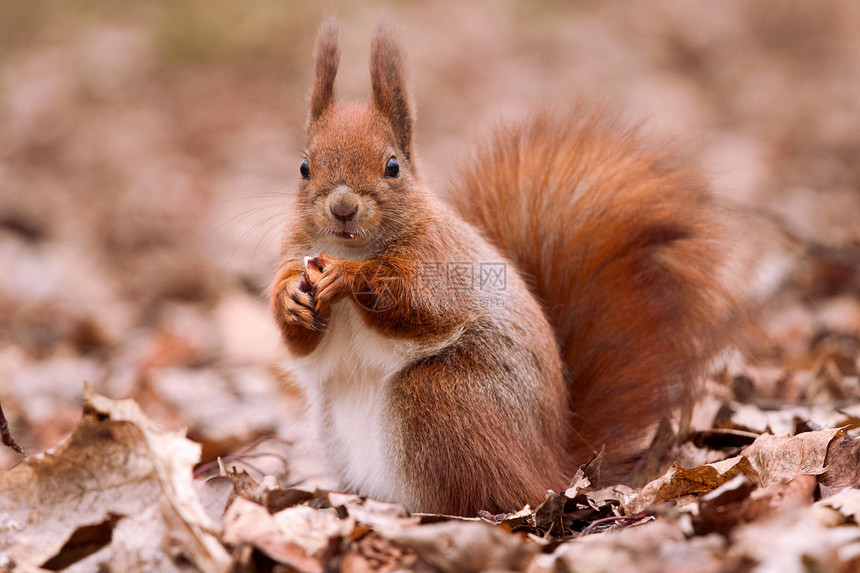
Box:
[330,201,358,222]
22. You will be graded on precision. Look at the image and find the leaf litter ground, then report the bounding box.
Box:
[2,2,860,572]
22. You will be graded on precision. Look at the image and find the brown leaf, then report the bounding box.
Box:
[226,468,314,514]
[491,506,535,530]
[627,417,677,486]
[221,496,353,571]
[689,428,760,449]
[534,490,567,533]
[625,456,759,514]
[819,434,860,496]
[694,474,817,535]
[741,428,840,487]
[341,532,418,573]
[580,446,604,487]
[39,514,123,571]
[565,468,591,498]
[580,484,637,509]
[390,521,537,573]
[0,387,230,572]
[533,520,724,573]
[700,474,757,507]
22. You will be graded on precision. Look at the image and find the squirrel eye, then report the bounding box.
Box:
[300,159,310,180]
[384,156,399,178]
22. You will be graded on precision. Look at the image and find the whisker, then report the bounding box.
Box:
[255,213,291,256]
[204,203,285,246]
[232,211,291,257]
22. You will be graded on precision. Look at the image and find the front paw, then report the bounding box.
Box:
[273,271,328,333]
[310,257,354,311]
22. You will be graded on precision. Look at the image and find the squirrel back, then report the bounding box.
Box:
[448,111,744,481]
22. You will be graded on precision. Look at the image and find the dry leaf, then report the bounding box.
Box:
[694,474,816,535]
[533,490,567,533]
[221,496,351,572]
[566,468,591,498]
[819,435,860,497]
[625,456,759,514]
[225,468,314,514]
[814,488,860,527]
[727,506,860,572]
[0,387,230,572]
[192,475,233,529]
[341,531,418,573]
[529,520,724,573]
[391,520,537,573]
[327,492,419,536]
[580,446,604,487]
[741,428,840,487]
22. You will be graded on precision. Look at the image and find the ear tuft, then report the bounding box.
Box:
[370,18,413,161]
[309,16,341,125]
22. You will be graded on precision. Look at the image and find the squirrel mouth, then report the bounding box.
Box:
[335,231,356,240]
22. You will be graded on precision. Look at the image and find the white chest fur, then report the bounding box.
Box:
[288,301,414,503]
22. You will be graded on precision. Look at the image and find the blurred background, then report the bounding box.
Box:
[1,1,858,474]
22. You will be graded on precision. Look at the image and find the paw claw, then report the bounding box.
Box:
[298,272,312,293]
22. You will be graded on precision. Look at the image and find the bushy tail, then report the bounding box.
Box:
[448,110,745,483]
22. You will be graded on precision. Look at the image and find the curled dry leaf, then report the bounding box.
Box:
[0,386,230,572]
[565,467,591,498]
[819,435,860,497]
[579,445,604,488]
[625,457,759,515]
[225,467,314,514]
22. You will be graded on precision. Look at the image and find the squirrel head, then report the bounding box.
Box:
[296,16,421,254]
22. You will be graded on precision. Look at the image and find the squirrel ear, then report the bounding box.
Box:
[309,16,341,126]
[370,19,413,161]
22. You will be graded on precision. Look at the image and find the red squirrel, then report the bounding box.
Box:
[271,18,745,516]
